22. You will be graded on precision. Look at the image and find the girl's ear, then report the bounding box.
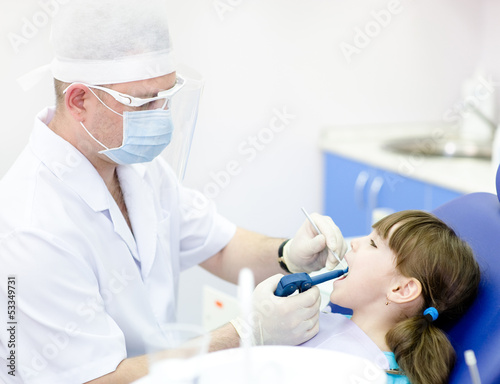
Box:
[388,277,422,304]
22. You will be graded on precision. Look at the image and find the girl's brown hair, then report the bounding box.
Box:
[373,210,480,384]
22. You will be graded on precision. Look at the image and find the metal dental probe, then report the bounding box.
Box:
[300,207,347,269]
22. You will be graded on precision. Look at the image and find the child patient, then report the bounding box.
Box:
[300,210,480,384]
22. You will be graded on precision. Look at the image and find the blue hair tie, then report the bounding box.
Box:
[423,307,439,322]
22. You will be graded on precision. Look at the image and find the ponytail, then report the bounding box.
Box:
[386,315,455,384]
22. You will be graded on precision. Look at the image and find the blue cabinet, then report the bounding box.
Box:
[324,153,462,237]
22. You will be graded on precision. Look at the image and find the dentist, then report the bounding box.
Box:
[0,1,347,383]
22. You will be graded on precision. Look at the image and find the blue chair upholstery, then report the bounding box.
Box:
[432,165,500,384]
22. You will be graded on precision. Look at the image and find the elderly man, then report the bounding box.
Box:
[0,1,347,383]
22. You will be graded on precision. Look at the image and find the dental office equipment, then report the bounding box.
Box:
[237,268,255,384]
[301,207,347,269]
[274,268,348,297]
[465,350,482,384]
[237,268,254,350]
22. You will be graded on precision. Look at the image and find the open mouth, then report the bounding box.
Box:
[335,265,349,282]
[335,273,348,282]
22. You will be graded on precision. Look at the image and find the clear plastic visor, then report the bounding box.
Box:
[162,66,204,180]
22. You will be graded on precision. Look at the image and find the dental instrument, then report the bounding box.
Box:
[465,350,482,384]
[301,207,347,269]
[274,268,348,297]
[237,268,254,350]
[237,268,255,384]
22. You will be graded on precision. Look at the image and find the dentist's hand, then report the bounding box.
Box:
[284,213,348,273]
[230,274,320,346]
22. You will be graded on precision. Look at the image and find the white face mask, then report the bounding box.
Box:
[78,85,177,165]
[81,108,174,165]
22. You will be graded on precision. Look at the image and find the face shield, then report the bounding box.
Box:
[18,0,203,178]
[162,65,204,181]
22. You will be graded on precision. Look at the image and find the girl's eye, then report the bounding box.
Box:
[370,239,377,248]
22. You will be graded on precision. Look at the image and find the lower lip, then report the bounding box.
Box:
[335,274,348,282]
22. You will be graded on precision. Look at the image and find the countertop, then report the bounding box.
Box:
[319,122,497,194]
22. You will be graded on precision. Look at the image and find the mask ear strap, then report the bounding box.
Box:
[64,83,124,117]
[84,86,124,117]
[80,122,110,151]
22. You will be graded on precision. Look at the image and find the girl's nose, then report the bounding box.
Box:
[350,238,358,251]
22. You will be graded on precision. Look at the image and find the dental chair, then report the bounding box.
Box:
[432,165,500,384]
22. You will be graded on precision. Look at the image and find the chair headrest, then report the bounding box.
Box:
[497,164,500,202]
[433,192,500,383]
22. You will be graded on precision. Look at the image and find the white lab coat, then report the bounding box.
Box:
[0,108,236,384]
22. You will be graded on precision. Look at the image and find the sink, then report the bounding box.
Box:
[383,136,492,159]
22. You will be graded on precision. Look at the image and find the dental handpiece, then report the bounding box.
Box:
[274,268,348,297]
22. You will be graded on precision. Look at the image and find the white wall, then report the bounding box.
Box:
[1,1,494,325]
[479,0,500,85]
[167,0,485,235]
[1,3,56,177]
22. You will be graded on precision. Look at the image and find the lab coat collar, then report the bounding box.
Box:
[30,107,157,278]
[30,107,109,212]
[117,165,158,279]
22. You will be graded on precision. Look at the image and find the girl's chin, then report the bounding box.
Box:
[329,288,347,307]
[329,293,340,304]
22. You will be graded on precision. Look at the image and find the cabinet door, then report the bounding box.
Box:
[375,170,429,212]
[324,154,372,237]
[324,153,464,237]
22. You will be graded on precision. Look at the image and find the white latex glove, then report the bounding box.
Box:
[230,274,320,346]
[284,213,348,273]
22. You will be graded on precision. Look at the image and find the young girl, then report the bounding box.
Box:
[301,210,481,384]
